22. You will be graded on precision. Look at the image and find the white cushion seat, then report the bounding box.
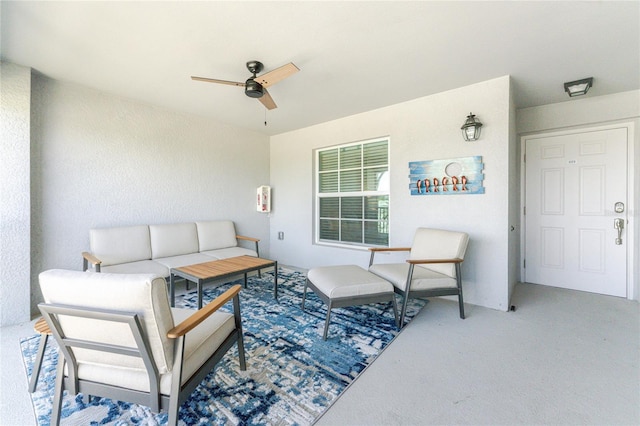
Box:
[99,259,170,276]
[201,247,257,259]
[154,253,216,270]
[368,263,457,291]
[302,265,398,340]
[307,265,394,298]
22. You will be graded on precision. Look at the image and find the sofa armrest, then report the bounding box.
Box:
[368,247,411,266]
[236,235,260,257]
[82,252,102,272]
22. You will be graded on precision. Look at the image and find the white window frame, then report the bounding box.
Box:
[314,137,390,249]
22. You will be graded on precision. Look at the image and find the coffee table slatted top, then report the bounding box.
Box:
[175,256,275,279]
[170,255,278,309]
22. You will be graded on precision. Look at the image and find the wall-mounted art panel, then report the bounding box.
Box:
[409,156,484,195]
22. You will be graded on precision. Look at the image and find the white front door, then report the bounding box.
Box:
[524,127,628,297]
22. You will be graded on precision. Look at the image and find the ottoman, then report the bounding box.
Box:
[302,265,399,340]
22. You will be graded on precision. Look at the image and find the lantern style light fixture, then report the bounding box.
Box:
[564,77,593,97]
[461,112,483,141]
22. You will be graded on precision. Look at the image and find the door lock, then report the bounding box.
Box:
[614,218,624,245]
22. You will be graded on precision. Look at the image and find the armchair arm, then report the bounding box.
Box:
[167,284,241,339]
[237,235,261,257]
[368,247,411,266]
[407,257,464,265]
[82,252,102,272]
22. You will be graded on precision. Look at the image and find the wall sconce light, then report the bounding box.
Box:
[461,112,483,141]
[564,77,593,97]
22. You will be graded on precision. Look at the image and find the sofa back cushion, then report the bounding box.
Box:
[196,220,238,251]
[39,269,174,374]
[90,225,152,266]
[150,223,199,259]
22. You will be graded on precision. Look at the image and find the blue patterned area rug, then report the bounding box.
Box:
[21,268,426,425]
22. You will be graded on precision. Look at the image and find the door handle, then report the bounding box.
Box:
[614,218,624,245]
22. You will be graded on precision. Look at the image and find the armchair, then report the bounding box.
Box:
[38,269,246,426]
[368,228,469,326]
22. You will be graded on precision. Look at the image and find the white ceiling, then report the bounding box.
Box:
[2,1,639,136]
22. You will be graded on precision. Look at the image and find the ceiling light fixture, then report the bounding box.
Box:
[564,77,593,97]
[461,113,483,141]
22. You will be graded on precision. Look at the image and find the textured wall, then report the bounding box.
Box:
[270,76,514,311]
[0,62,32,326]
[29,75,270,315]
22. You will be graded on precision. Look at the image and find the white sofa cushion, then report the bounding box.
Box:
[201,247,257,259]
[100,260,170,277]
[196,220,238,252]
[90,225,151,266]
[153,253,214,269]
[150,223,199,259]
[39,270,174,374]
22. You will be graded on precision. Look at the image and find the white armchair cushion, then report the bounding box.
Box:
[409,228,469,277]
[70,308,235,395]
[90,225,152,266]
[39,270,174,374]
[369,263,457,291]
[150,223,199,259]
[196,221,238,251]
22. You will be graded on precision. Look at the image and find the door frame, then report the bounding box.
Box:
[520,121,636,300]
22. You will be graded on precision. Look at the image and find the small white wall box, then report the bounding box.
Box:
[257,186,271,212]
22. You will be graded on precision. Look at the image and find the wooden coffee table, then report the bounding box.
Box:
[169,255,278,309]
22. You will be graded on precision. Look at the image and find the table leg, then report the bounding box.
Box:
[197,279,203,309]
[274,261,278,300]
[170,273,176,307]
[244,273,248,288]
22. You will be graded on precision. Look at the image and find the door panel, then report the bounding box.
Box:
[525,127,628,297]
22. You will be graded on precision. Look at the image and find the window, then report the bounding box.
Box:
[315,137,389,247]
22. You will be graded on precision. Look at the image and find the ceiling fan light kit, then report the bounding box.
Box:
[191,60,299,110]
[244,79,264,98]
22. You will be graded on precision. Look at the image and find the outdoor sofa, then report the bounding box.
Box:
[82,220,260,278]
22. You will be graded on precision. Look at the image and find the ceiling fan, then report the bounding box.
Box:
[191,60,299,110]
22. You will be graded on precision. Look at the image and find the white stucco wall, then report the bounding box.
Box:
[507,80,520,308]
[29,75,271,315]
[270,76,514,311]
[0,62,32,326]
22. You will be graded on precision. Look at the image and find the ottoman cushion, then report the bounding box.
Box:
[307,265,393,299]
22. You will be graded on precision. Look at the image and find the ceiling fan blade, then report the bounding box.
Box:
[255,62,299,88]
[258,88,277,110]
[191,76,245,87]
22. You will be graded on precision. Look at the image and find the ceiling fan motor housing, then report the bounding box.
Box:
[245,78,264,98]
